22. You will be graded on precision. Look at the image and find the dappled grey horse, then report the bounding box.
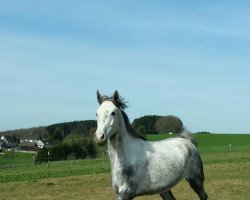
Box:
[94,90,207,200]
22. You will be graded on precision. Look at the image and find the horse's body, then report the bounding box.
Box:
[94,91,207,200]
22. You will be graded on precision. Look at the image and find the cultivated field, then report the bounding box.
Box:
[0,134,250,200]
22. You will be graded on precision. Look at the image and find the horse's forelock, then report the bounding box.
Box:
[102,95,128,110]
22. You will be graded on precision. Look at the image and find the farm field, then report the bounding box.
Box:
[0,134,250,199]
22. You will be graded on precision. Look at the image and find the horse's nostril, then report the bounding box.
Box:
[101,134,105,140]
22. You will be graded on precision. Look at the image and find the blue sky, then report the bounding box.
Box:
[0,1,249,133]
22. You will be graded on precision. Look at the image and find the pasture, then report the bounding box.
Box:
[0,134,250,199]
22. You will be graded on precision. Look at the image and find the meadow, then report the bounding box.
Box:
[0,134,250,200]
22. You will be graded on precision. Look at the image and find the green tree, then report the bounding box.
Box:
[133,115,162,134]
[49,143,70,161]
[136,125,146,136]
[155,115,183,134]
[46,120,97,140]
[71,143,87,159]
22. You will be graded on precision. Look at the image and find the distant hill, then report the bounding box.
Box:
[0,120,97,140]
[0,126,48,140]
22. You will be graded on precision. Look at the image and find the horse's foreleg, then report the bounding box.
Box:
[160,190,176,200]
[115,186,135,200]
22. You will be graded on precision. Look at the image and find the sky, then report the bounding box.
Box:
[0,1,250,133]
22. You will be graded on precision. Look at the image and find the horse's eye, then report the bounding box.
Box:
[111,112,115,116]
[96,113,98,116]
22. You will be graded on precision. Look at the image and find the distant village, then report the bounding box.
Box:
[0,135,51,153]
[0,120,96,154]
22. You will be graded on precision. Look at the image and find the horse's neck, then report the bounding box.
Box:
[107,126,134,167]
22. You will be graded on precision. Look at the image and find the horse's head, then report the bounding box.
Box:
[94,90,125,146]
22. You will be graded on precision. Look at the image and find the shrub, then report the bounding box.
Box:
[35,148,49,163]
[86,139,97,157]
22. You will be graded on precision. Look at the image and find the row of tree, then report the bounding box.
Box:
[46,115,184,146]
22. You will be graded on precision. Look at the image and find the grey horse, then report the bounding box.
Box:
[94,90,207,200]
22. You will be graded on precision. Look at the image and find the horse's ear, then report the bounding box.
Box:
[113,90,119,104]
[97,90,103,105]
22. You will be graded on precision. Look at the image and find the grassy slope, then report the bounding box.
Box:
[0,134,250,199]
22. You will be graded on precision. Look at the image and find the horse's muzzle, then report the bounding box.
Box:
[94,133,107,146]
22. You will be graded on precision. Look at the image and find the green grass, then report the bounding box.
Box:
[0,151,35,165]
[0,134,250,184]
[194,134,250,152]
[0,134,250,200]
[147,133,250,153]
[0,157,110,183]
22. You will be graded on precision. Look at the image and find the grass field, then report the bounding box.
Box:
[0,134,250,199]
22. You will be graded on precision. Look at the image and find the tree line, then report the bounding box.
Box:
[46,115,184,137]
[46,120,97,143]
[2,115,186,163]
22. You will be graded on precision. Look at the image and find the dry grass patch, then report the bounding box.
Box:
[1,162,250,200]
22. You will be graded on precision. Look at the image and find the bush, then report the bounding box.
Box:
[86,139,97,157]
[35,148,49,163]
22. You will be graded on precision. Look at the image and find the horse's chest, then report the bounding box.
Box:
[111,163,135,192]
[111,168,124,192]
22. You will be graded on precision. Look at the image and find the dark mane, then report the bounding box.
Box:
[121,110,147,141]
[102,95,128,110]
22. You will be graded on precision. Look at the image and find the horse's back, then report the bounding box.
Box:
[150,137,196,156]
[148,137,201,178]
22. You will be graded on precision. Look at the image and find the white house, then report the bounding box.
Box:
[36,140,51,149]
[19,135,39,143]
[0,135,17,149]
[0,139,4,152]
[1,136,9,145]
